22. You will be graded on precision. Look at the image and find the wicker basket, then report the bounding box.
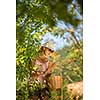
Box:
[51,76,62,90]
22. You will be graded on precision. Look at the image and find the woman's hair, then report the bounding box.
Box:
[40,46,54,55]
